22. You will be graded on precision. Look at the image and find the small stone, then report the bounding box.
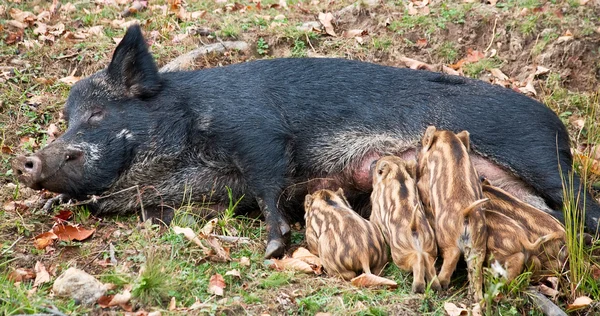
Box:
[52,268,107,305]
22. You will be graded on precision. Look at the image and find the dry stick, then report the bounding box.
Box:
[159,41,249,72]
[485,17,498,53]
[1,236,23,256]
[526,287,567,316]
[210,234,250,244]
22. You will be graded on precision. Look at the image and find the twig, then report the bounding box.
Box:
[210,234,250,244]
[160,41,249,72]
[485,17,498,53]
[109,243,117,266]
[1,237,23,256]
[526,287,567,316]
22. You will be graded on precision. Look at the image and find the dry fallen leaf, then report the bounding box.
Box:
[172,226,207,249]
[567,296,593,311]
[208,273,225,296]
[399,56,435,71]
[200,218,218,238]
[350,273,397,289]
[8,268,36,283]
[556,30,574,44]
[168,297,177,310]
[490,68,508,81]
[52,224,95,241]
[266,257,314,273]
[416,38,427,48]
[225,269,241,278]
[538,284,560,300]
[444,302,469,316]
[342,29,366,38]
[292,247,322,267]
[33,261,50,287]
[535,65,550,76]
[466,48,485,63]
[59,75,81,85]
[240,256,250,266]
[318,12,336,36]
[34,231,58,249]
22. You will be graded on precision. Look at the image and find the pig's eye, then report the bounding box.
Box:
[88,110,105,124]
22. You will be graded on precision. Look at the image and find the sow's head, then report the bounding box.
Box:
[12,25,163,198]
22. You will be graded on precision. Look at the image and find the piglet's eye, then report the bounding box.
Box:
[88,110,105,124]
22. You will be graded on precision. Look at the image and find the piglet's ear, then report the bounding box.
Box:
[107,25,161,98]
[304,194,314,211]
[421,126,436,151]
[456,130,471,152]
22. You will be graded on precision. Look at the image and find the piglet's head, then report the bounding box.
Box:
[12,25,163,198]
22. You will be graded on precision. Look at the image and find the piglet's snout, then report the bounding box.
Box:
[12,155,43,187]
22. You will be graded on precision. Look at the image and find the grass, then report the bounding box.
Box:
[1,0,600,314]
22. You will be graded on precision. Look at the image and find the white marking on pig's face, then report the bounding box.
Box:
[116,129,134,140]
[68,142,101,166]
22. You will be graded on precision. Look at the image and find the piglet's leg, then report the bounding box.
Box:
[503,253,526,281]
[438,247,461,290]
[465,248,485,302]
[424,253,441,291]
[412,253,426,294]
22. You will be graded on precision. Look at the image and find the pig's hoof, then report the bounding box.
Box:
[430,279,442,292]
[412,282,425,294]
[265,239,285,259]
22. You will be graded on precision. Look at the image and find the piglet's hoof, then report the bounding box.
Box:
[265,239,286,259]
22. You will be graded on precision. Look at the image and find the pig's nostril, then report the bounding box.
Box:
[25,161,34,169]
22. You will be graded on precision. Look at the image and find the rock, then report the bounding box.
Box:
[52,268,107,305]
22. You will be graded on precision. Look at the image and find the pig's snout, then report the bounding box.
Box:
[12,147,84,190]
[13,155,43,188]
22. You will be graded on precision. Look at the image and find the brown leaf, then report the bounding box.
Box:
[168,297,176,310]
[291,247,323,273]
[4,201,29,212]
[199,218,218,238]
[567,296,593,311]
[466,48,484,63]
[59,75,81,85]
[318,12,336,36]
[172,226,207,249]
[444,302,469,316]
[206,235,231,262]
[399,56,435,71]
[442,65,461,76]
[490,68,508,81]
[52,224,95,241]
[225,269,241,277]
[1,145,13,154]
[350,273,397,288]
[538,284,560,300]
[535,65,550,76]
[416,38,427,48]
[342,29,366,38]
[33,261,50,287]
[556,30,573,44]
[34,231,58,249]
[47,123,60,143]
[10,8,36,24]
[267,257,317,274]
[8,268,36,283]
[208,273,225,296]
[240,256,250,266]
[5,29,25,45]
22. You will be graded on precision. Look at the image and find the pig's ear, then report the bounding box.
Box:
[405,160,417,178]
[107,24,161,98]
[421,126,436,150]
[456,130,471,151]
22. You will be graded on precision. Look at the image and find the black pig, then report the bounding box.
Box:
[13,25,600,258]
